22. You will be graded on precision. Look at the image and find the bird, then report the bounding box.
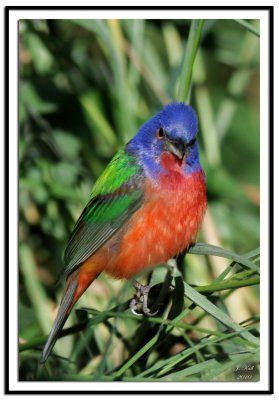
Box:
[40,102,207,363]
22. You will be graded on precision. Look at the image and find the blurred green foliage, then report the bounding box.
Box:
[19,19,260,382]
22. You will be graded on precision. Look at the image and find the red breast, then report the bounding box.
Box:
[103,155,207,279]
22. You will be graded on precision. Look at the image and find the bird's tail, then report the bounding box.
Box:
[40,268,99,363]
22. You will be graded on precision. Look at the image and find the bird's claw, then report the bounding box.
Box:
[129,281,159,316]
[129,298,143,316]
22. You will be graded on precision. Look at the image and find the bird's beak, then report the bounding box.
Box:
[165,139,187,160]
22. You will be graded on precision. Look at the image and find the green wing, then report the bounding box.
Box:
[63,148,144,277]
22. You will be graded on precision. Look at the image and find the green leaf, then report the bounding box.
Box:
[178,20,204,102]
[234,19,260,38]
[163,358,220,379]
[188,243,259,272]
[52,130,81,160]
[20,82,58,115]
[183,281,259,345]
[25,32,54,74]
[19,245,53,335]
[204,350,260,380]
[195,276,259,293]
[80,91,118,153]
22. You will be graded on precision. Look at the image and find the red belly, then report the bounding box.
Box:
[104,169,207,279]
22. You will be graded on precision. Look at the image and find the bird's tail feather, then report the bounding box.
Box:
[40,277,78,364]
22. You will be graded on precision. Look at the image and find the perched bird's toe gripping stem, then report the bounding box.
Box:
[129,281,158,316]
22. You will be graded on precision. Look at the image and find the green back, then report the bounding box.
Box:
[63,148,144,276]
[91,148,140,197]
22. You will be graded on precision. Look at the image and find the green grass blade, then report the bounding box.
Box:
[19,245,53,335]
[183,281,259,345]
[188,243,260,272]
[139,326,257,378]
[163,358,220,380]
[195,276,259,293]
[113,331,161,378]
[178,20,204,102]
[243,247,260,259]
[80,92,118,147]
[234,19,260,38]
[204,350,260,380]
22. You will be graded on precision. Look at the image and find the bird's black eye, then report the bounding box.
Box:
[187,138,196,147]
[156,127,165,140]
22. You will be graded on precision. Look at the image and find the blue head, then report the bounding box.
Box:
[127,102,202,179]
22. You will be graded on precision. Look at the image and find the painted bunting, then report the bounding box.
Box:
[41,102,207,363]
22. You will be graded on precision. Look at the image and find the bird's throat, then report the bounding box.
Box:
[160,151,184,172]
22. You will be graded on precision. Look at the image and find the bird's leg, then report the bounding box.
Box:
[129,280,158,316]
[129,280,145,316]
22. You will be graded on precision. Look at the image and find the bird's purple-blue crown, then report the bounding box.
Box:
[127,102,202,177]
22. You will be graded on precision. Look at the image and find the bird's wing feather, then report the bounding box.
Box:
[63,148,144,276]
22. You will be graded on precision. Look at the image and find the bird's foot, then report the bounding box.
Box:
[129,281,158,316]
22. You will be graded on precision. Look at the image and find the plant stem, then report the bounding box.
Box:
[183,281,259,345]
[19,275,259,353]
[194,276,259,293]
[234,19,260,38]
[178,19,204,103]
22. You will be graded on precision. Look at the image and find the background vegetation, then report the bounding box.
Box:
[19,19,260,382]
